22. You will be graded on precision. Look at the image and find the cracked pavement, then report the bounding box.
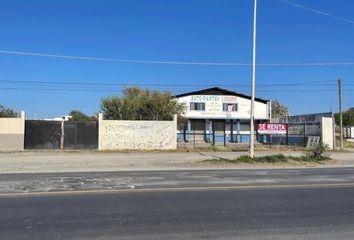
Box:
[2,168,354,193]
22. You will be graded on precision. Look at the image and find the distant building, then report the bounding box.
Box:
[174,87,270,143]
[43,115,72,121]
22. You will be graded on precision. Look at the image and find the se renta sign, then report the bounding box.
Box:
[257,123,288,135]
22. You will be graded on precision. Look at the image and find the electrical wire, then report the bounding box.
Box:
[0,50,353,66]
[0,50,248,66]
[279,0,354,24]
[0,87,120,92]
[0,79,337,87]
[1,86,351,93]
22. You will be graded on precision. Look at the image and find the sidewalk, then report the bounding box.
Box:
[0,150,353,174]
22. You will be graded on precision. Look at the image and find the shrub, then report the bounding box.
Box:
[306,143,330,161]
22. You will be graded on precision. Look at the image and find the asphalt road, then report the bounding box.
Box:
[1,167,354,193]
[1,185,354,240]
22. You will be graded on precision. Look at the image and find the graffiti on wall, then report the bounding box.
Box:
[99,120,176,150]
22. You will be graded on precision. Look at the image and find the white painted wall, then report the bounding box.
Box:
[321,117,334,150]
[99,114,177,150]
[0,111,25,151]
[176,95,268,119]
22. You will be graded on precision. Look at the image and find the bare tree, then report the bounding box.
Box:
[271,100,289,118]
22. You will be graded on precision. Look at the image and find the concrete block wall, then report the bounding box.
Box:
[98,114,177,150]
[0,111,25,151]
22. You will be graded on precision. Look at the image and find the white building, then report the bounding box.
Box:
[175,87,270,143]
[43,115,71,121]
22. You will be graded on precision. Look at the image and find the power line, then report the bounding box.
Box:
[258,80,336,87]
[2,87,352,93]
[259,88,354,92]
[1,82,353,96]
[0,79,336,87]
[279,0,354,24]
[0,50,248,66]
[258,62,354,66]
[0,80,244,87]
[0,50,354,66]
[0,87,121,93]
[0,78,344,95]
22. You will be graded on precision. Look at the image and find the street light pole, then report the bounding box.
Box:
[250,0,257,158]
[338,78,343,150]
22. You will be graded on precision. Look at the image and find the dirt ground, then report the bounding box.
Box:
[0,149,353,174]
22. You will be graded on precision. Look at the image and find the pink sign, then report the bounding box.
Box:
[257,123,288,135]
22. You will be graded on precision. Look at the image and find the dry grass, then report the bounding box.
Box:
[202,152,330,165]
[335,137,354,149]
[177,143,307,152]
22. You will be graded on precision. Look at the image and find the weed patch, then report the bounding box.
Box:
[237,154,287,163]
[202,158,239,164]
[202,151,330,165]
[203,154,288,164]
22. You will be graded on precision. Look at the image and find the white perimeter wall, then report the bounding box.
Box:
[321,117,334,150]
[0,111,25,151]
[99,114,177,150]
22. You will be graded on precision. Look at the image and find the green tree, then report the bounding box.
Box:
[271,100,289,118]
[0,105,17,118]
[100,87,185,120]
[68,110,96,122]
[334,107,354,126]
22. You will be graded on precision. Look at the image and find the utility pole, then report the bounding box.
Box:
[338,78,344,150]
[250,0,257,158]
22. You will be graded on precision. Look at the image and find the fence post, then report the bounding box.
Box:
[20,111,25,151]
[224,121,226,147]
[236,120,240,143]
[286,126,289,145]
[230,120,234,142]
[187,120,192,142]
[204,119,208,142]
[256,121,259,143]
[98,113,103,150]
[74,121,77,147]
[212,121,215,146]
[268,135,272,148]
[303,123,306,147]
[60,117,65,150]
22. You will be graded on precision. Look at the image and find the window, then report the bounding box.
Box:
[223,103,238,112]
[190,102,205,111]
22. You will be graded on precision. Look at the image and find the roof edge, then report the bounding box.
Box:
[174,87,268,103]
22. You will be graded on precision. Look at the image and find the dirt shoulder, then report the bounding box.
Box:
[0,150,353,174]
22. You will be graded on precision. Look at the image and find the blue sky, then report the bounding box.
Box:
[0,0,353,118]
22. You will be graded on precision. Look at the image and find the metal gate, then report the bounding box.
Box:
[64,121,98,149]
[25,120,98,150]
[25,120,61,149]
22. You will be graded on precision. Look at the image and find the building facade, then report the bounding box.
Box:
[175,87,270,143]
